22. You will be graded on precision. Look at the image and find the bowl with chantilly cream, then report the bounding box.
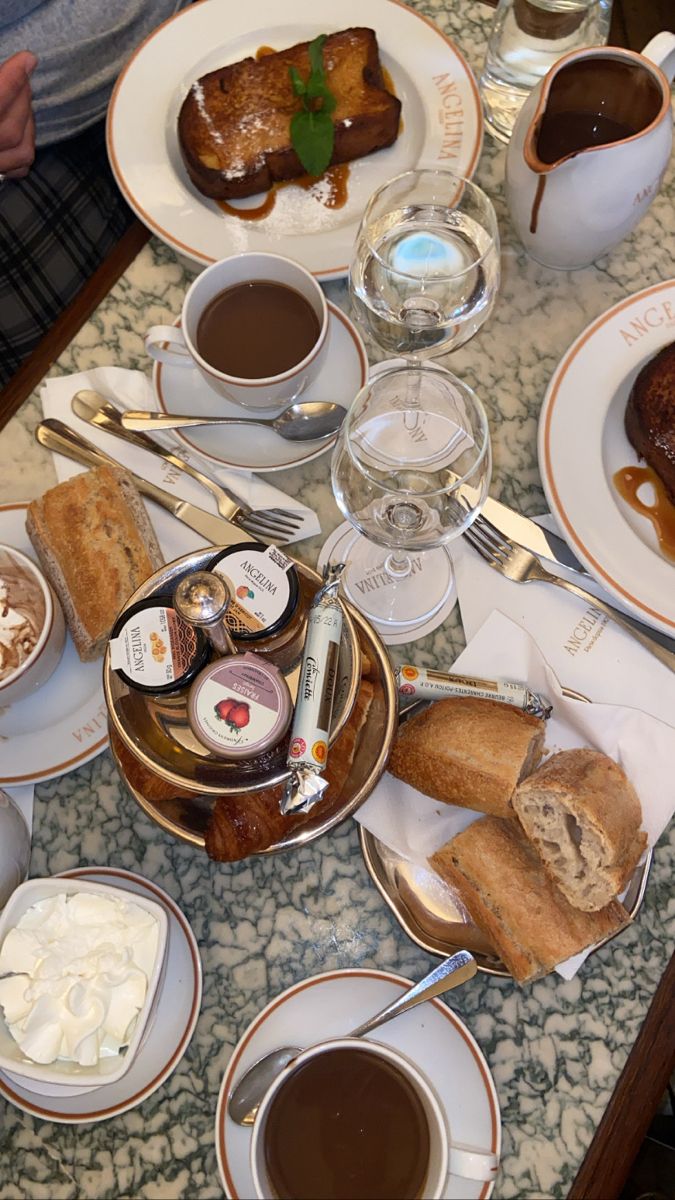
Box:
[0,876,168,1089]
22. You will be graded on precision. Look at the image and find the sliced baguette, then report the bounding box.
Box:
[387,696,545,819]
[429,817,630,983]
[512,749,647,912]
[26,466,164,661]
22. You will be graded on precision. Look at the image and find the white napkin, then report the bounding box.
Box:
[356,610,675,979]
[40,367,321,545]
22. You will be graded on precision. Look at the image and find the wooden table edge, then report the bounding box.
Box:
[0,219,150,432]
[568,949,675,1199]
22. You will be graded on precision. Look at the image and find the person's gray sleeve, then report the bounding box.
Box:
[1,0,188,146]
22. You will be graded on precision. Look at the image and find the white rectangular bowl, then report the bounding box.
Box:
[0,875,168,1088]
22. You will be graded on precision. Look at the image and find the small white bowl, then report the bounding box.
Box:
[0,545,66,705]
[0,876,168,1088]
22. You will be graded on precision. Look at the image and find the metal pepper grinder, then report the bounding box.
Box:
[173,571,237,657]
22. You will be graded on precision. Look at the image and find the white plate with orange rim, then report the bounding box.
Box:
[0,503,108,788]
[216,968,501,1200]
[107,0,482,280]
[0,499,214,786]
[538,279,675,638]
[0,867,202,1123]
[153,302,368,470]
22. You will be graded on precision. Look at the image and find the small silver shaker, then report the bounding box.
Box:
[173,571,237,657]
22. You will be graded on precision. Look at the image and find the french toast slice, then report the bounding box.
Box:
[178,27,401,200]
[625,340,675,502]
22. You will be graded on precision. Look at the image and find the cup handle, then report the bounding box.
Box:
[449,1143,499,1182]
[641,31,675,82]
[144,325,193,367]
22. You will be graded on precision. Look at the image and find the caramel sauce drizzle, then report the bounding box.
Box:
[613,464,675,561]
[216,163,349,222]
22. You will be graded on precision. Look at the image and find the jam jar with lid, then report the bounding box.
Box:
[108,596,210,695]
[208,542,306,667]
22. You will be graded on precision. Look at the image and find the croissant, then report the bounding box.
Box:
[205,678,375,861]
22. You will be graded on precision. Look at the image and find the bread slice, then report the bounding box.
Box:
[387,697,545,819]
[512,749,647,912]
[178,27,401,200]
[26,466,164,662]
[625,339,675,502]
[430,817,630,983]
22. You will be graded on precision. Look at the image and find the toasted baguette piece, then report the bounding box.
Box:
[387,697,545,819]
[178,28,401,200]
[205,678,375,861]
[512,749,647,912]
[430,817,630,983]
[625,340,675,502]
[26,466,164,662]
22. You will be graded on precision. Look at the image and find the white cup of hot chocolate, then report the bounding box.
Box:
[0,545,66,706]
[249,1036,499,1200]
[145,252,329,411]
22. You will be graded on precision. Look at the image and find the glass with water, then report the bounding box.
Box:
[349,168,500,361]
[479,0,613,143]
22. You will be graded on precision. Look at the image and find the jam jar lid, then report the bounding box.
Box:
[187,651,292,759]
[208,543,299,642]
[108,596,210,695]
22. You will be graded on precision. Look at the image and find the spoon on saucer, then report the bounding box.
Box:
[121,400,346,441]
[227,949,476,1126]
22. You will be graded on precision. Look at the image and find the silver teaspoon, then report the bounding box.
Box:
[121,400,345,441]
[227,949,476,1126]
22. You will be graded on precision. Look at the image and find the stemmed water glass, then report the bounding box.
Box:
[331,167,498,632]
[331,363,491,630]
[349,167,500,363]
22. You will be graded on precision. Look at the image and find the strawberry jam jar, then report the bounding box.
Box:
[186,651,292,759]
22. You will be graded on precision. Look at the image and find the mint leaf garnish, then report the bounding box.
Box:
[289,34,336,177]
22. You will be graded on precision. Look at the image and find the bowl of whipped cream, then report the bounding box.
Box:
[0,876,168,1087]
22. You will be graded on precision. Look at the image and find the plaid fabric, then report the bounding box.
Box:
[0,121,134,388]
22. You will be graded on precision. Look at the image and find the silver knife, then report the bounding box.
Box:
[482,495,588,574]
[36,419,251,547]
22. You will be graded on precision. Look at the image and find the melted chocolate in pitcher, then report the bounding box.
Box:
[529,57,663,233]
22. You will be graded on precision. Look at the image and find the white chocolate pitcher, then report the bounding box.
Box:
[505,32,675,269]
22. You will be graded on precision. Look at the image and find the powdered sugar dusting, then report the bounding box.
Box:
[191,81,224,147]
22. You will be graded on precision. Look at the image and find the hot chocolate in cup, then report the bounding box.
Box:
[249,1036,499,1200]
[145,252,329,411]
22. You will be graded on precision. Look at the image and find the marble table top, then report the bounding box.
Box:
[1,2,674,1197]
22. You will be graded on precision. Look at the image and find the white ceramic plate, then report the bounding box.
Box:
[107,0,482,279]
[0,501,210,787]
[215,968,500,1200]
[538,280,675,637]
[0,867,201,1124]
[0,503,107,787]
[154,302,368,470]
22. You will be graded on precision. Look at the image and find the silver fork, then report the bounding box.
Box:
[463,511,675,674]
[71,390,303,544]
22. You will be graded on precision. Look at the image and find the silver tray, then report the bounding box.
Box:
[358,696,652,977]
[110,606,398,854]
[103,547,360,797]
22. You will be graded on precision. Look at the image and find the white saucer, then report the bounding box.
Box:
[153,303,368,472]
[216,968,500,1200]
[0,868,202,1124]
[0,504,107,787]
[319,521,458,645]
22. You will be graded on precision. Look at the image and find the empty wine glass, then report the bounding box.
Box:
[349,167,500,362]
[331,364,491,629]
